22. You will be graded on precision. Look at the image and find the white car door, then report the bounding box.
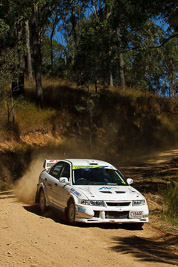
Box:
[53,162,71,209]
[47,162,64,206]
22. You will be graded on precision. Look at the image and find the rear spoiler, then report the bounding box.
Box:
[43,159,60,170]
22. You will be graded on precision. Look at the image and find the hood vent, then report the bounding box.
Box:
[100,191,112,194]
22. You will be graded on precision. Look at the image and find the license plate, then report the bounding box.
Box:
[129,211,143,218]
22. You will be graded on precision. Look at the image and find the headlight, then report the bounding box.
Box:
[81,200,105,206]
[132,200,145,206]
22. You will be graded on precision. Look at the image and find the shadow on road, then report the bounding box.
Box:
[24,204,178,265]
[23,204,67,225]
[23,204,144,231]
[111,234,178,265]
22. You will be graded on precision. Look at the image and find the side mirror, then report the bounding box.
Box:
[59,177,69,183]
[127,178,133,185]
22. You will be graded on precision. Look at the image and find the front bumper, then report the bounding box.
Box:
[75,204,149,223]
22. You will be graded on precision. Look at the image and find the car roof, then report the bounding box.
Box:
[65,159,115,168]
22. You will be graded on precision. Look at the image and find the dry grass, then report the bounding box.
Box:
[0,78,177,154]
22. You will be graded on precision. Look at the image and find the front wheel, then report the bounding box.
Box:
[67,199,76,225]
[130,223,144,230]
[39,189,48,214]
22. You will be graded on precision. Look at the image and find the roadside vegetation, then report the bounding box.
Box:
[163,181,178,224]
[0,79,177,154]
[0,80,178,234]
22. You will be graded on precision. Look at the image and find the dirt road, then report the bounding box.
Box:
[0,190,177,267]
[0,148,178,267]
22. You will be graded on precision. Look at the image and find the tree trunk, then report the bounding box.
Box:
[14,17,25,96]
[64,50,68,77]
[108,43,113,88]
[109,72,113,88]
[119,52,125,90]
[71,2,77,66]
[31,4,44,108]
[50,11,60,76]
[25,20,33,81]
[50,22,56,76]
[50,33,54,76]
[117,27,126,90]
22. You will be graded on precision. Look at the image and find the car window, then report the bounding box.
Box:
[49,162,63,179]
[73,167,127,185]
[60,163,70,179]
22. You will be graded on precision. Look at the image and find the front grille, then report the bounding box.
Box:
[105,211,129,219]
[94,211,100,218]
[106,202,131,207]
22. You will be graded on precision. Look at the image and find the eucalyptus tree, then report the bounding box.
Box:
[72,0,177,94]
[0,0,30,95]
[72,0,151,89]
[30,0,59,107]
[42,33,65,76]
[1,0,64,107]
[60,0,89,72]
[159,38,178,97]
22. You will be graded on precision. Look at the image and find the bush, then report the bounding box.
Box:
[163,180,178,221]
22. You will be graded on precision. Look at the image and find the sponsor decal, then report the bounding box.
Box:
[72,165,109,170]
[48,160,59,162]
[70,188,81,197]
[78,207,86,213]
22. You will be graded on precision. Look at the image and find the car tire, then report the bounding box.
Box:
[39,189,48,214]
[67,199,75,225]
[131,223,144,230]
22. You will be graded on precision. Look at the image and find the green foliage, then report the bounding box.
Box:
[0,49,21,84]
[0,19,10,39]
[162,181,178,222]
[0,0,177,98]
[74,18,108,86]
[41,34,65,76]
[64,1,177,94]
[75,91,100,150]
[75,92,99,116]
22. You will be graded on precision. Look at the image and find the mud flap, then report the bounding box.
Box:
[35,185,39,203]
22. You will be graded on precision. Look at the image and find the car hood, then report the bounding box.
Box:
[74,185,144,201]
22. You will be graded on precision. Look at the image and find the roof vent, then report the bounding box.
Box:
[89,160,98,166]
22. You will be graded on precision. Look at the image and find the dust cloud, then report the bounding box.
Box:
[14,156,44,204]
[14,151,67,204]
[13,150,64,204]
[13,140,95,204]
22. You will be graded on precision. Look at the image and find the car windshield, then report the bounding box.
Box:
[72,166,127,186]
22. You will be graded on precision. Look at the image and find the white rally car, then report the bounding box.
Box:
[35,159,149,228]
